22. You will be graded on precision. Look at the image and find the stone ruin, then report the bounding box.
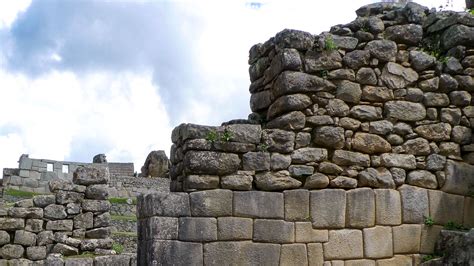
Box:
[138,2,474,265]
[140,150,170,178]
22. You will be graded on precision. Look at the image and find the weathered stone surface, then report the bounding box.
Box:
[73,212,93,229]
[352,133,391,154]
[33,195,56,208]
[26,246,47,260]
[44,204,67,220]
[143,217,178,241]
[82,200,110,213]
[178,217,217,242]
[221,172,253,191]
[380,153,416,169]
[271,153,292,171]
[452,125,472,144]
[56,190,84,205]
[0,244,24,259]
[14,230,36,246]
[363,226,393,259]
[337,80,361,103]
[350,105,382,121]
[295,222,328,243]
[140,150,169,177]
[267,94,311,120]
[284,190,309,221]
[362,86,393,102]
[307,243,324,266]
[0,218,25,230]
[328,69,355,80]
[424,92,450,107]
[8,207,43,219]
[399,185,429,223]
[304,173,330,189]
[184,151,240,175]
[52,243,78,256]
[190,190,232,217]
[250,90,272,111]
[375,189,401,225]
[428,190,464,225]
[323,230,363,260]
[313,126,345,149]
[242,152,270,171]
[365,40,397,62]
[414,123,452,141]
[305,50,342,72]
[386,24,423,45]
[0,231,9,245]
[384,100,426,121]
[358,168,395,189]
[356,68,377,85]
[264,48,302,82]
[392,224,422,253]
[274,71,336,97]
[464,197,474,227]
[402,137,430,155]
[346,188,375,228]
[339,117,361,130]
[254,219,294,243]
[343,50,370,69]
[280,244,308,266]
[46,220,73,231]
[138,192,190,218]
[85,227,111,238]
[410,50,436,71]
[94,255,133,266]
[217,217,252,240]
[255,171,302,191]
[381,62,418,89]
[275,29,313,50]
[262,129,295,153]
[407,170,438,189]
[311,190,346,228]
[307,115,335,126]
[420,225,443,254]
[85,184,108,200]
[441,24,474,50]
[426,154,447,171]
[73,165,109,185]
[330,176,357,189]
[291,148,327,164]
[326,99,350,117]
[149,240,202,266]
[203,241,280,266]
[376,255,413,266]
[333,150,370,167]
[233,191,283,219]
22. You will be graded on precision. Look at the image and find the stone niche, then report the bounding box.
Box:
[140,2,474,265]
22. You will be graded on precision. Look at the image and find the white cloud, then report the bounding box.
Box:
[0,0,31,29]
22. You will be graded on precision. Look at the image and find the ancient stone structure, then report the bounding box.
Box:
[0,165,135,265]
[139,2,474,265]
[139,150,169,178]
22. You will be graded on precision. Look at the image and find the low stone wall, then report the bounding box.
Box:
[137,187,473,265]
[108,176,170,198]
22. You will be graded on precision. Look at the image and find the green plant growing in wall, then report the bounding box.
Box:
[112,243,124,254]
[424,216,435,227]
[221,129,233,142]
[444,221,467,231]
[257,143,268,152]
[324,35,337,51]
[206,130,219,143]
[319,69,328,79]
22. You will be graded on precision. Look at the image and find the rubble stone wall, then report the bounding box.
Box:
[140,2,474,265]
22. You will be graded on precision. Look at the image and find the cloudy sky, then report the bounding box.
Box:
[0,0,466,174]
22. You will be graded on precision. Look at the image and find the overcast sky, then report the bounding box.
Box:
[0,0,466,174]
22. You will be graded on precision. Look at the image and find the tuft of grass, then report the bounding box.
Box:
[424,216,434,227]
[111,215,137,222]
[108,197,137,205]
[112,231,138,237]
[205,130,219,143]
[112,243,124,254]
[3,188,43,198]
[257,143,268,152]
[221,129,233,142]
[444,221,468,231]
[324,36,337,51]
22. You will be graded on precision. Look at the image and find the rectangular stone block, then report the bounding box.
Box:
[392,224,421,254]
[363,226,393,259]
[178,217,217,242]
[253,219,294,243]
[428,190,464,225]
[376,255,413,265]
[420,225,443,254]
[311,190,346,228]
[0,218,25,230]
[280,244,308,266]
[375,189,401,225]
[147,217,178,240]
[217,217,252,240]
[137,192,190,218]
[345,260,376,266]
[307,243,324,266]
[295,222,328,243]
[323,229,363,260]
[284,189,310,221]
[443,160,474,195]
[233,191,284,219]
[464,197,474,227]
[46,220,73,231]
[399,185,429,223]
[149,240,203,265]
[203,241,280,265]
[190,189,232,217]
[346,188,375,228]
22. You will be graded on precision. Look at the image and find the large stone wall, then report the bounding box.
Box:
[140,2,474,265]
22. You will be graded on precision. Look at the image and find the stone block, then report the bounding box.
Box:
[375,189,401,225]
[420,225,443,254]
[184,151,241,175]
[280,244,308,266]
[363,226,393,259]
[144,217,178,241]
[217,217,252,240]
[221,172,253,190]
[14,230,36,246]
[253,219,294,243]
[73,165,109,185]
[346,188,375,228]
[464,197,474,227]
[190,189,232,217]
[26,246,47,260]
[203,241,280,265]
[428,190,464,225]
[284,189,309,221]
[46,220,73,231]
[443,160,474,195]
[138,192,190,218]
[25,219,43,233]
[392,224,421,254]
[8,207,43,219]
[295,222,328,243]
[0,218,25,230]
[242,152,270,171]
[0,231,9,245]
[311,190,346,228]
[56,190,84,204]
[399,185,429,223]
[94,255,131,266]
[33,195,56,208]
[233,191,284,219]
[81,200,110,212]
[178,217,217,242]
[185,175,219,190]
[376,255,413,265]
[149,240,203,266]
[0,244,24,259]
[345,260,376,266]
[307,243,324,266]
[44,204,67,220]
[323,229,363,260]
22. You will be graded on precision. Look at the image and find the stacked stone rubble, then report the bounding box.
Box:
[0,166,115,264]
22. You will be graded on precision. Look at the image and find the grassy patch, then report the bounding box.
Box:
[112,231,138,237]
[3,188,43,198]
[112,243,124,254]
[111,215,137,221]
[108,197,137,205]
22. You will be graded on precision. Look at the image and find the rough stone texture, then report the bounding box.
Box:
[284,190,309,221]
[148,240,203,266]
[203,241,280,266]
[352,133,391,154]
[428,190,464,225]
[323,230,363,260]
[380,153,416,169]
[363,226,393,259]
[332,150,370,167]
[420,225,443,254]
[399,185,429,223]
[255,171,302,191]
[407,170,438,189]
[184,151,240,175]
[358,168,395,189]
[392,224,422,254]
[374,189,401,226]
[346,188,375,228]
[253,219,294,243]
[217,217,252,240]
[295,222,328,243]
[190,189,232,217]
[311,190,346,228]
[443,160,474,195]
[384,101,426,121]
[280,244,308,266]
[307,243,324,266]
[381,63,418,90]
[178,217,217,242]
[233,191,283,219]
[140,150,169,177]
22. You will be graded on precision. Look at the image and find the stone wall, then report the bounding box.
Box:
[108,176,170,198]
[141,2,474,265]
[0,165,134,265]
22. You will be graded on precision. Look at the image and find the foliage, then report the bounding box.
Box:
[111,215,137,221]
[257,143,268,152]
[422,255,435,262]
[324,36,337,51]
[112,243,124,254]
[444,221,468,231]
[221,129,233,142]
[108,197,137,205]
[205,130,219,143]
[319,69,328,79]
[3,188,43,198]
[424,216,435,227]
[470,9,474,15]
